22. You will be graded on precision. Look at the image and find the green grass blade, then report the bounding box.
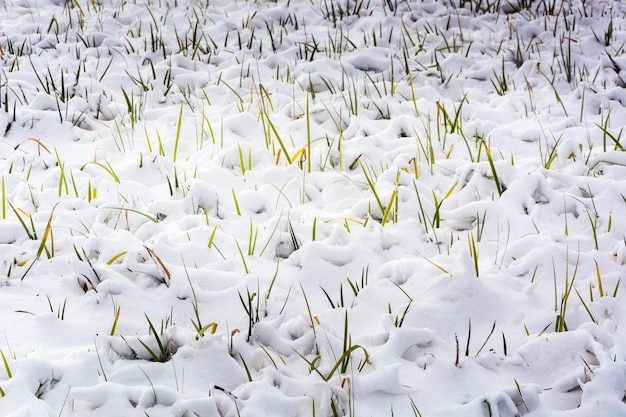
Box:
[0,350,12,379]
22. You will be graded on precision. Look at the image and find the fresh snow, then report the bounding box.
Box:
[1,0,626,416]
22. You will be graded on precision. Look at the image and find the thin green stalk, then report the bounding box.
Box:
[299,283,318,345]
[469,233,479,277]
[360,163,384,220]
[21,204,58,280]
[264,111,292,163]
[234,238,250,274]
[94,336,108,382]
[481,139,503,196]
[1,175,5,220]
[0,350,12,379]
[232,189,241,216]
[248,219,258,256]
[239,353,253,381]
[306,92,311,173]
[173,104,183,162]
[110,306,121,336]
[139,314,170,362]
[81,160,120,183]
[237,143,247,175]
[55,148,69,197]
[574,289,597,325]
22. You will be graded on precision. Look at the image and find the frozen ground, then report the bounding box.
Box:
[1,0,626,415]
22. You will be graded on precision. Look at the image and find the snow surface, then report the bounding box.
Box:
[1,0,626,416]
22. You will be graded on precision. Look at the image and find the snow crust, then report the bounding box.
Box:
[1,0,626,416]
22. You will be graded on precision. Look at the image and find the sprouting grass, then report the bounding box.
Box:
[238,286,259,342]
[263,260,282,311]
[46,295,67,320]
[172,104,183,163]
[1,175,5,220]
[8,202,36,240]
[2,0,626,413]
[408,397,423,417]
[539,132,563,169]
[299,284,318,348]
[257,209,283,257]
[306,92,312,173]
[490,57,509,96]
[596,108,624,152]
[554,246,581,333]
[538,70,569,117]
[388,282,412,328]
[1,350,13,380]
[468,232,479,277]
[20,203,58,280]
[237,143,253,175]
[412,122,436,170]
[54,148,69,197]
[407,71,419,116]
[593,261,604,299]
[106,207,159,224]
[106,251,127,265]
[437,95,467,135]
[360,163,383,214]
[294,311,370,382]
[216,75,244,111]
[287,220,300,252]
[231,189,242,216]
[559,33,575,85]
[238,353,253,382]
[247,220,259,256]
[262,110,294,164]
[81,160,120,183]
[207,225,227,260]
[183,260,218,340]
[145,246,172,285]
[110,304,121,336]
[585,208,599,251]
[139,314,172,362]
[74,245,101,290]
[332,319,369,378]
[234,238,250,274]
[360,163,398,226]
[473,321,496,357]
[480,139,503,197]
[574,288,597,325]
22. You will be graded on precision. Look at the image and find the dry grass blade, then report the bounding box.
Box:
[474,321,496,357]
[14,137,52,154]
[144,246,172,282]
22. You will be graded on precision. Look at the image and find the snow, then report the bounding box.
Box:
[1,0,626,416]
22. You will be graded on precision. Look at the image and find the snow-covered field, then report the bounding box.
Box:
[1,0,626,415]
